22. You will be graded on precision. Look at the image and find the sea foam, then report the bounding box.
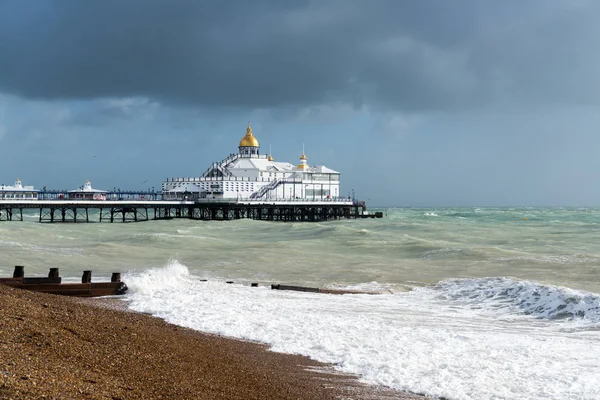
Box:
[124,261,600,400]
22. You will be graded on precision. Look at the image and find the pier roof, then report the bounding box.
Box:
[228,157,295,171]
[0,179,37,192]
[69,180,107,193]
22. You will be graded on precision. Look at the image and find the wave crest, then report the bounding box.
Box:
[124,259,190,295]
[433,277,600,323]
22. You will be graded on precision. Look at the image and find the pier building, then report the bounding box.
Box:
[0,179,38,200]
[68,180,107,200]
[162,124,342,201]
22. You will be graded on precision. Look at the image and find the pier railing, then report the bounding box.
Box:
[200,153,239,178]
[37,190,163,201]
[8,194,354,204]
[164,175,340,183]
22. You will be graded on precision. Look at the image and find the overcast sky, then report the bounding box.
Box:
[1,0,599,206]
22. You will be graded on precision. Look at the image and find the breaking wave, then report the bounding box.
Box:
[432,277,600,324]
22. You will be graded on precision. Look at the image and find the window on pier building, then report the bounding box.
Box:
[306,189,330,197]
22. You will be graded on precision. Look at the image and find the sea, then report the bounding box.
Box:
[1,207,599,400]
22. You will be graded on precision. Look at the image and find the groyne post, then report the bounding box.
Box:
[82,270,92,283]
[48,268,59,280]
[13,265,24,278]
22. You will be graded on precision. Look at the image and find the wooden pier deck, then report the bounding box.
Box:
[0,199,382,222]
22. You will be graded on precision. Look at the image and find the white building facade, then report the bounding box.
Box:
[0,179,38,199]
[162,124,342,201]
[68,180,107,200]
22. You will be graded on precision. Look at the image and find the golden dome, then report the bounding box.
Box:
[297,163,308,169]
[239,123,259,147]
[268,155,274,161]
[300,154,307,160]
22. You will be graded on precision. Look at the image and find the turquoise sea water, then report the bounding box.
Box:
[1,207,600,399]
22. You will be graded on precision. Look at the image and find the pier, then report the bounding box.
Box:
[0,198,382,223]
[0,124,385,223]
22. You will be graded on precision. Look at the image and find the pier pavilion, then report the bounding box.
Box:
[68,180,107,200]
[0,179,38,200]
[162,123,342,202]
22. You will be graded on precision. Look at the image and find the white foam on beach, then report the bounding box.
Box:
[124,261,600,400]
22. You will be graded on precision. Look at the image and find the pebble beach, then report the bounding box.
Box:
[0,284,419,400]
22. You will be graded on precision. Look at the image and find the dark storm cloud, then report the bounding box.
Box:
[0,0,599,110]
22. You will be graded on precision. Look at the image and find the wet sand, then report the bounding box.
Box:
[0,285,423,399]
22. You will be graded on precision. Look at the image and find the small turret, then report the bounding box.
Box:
[268,144,274,161]
[297,154,308,170]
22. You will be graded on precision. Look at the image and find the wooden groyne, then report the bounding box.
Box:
[0,266,128,297]
[2,270,380,298]
[270,284,379,295]
[205,281,380,295]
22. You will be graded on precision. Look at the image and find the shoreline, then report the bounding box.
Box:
[0,285,424,399]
